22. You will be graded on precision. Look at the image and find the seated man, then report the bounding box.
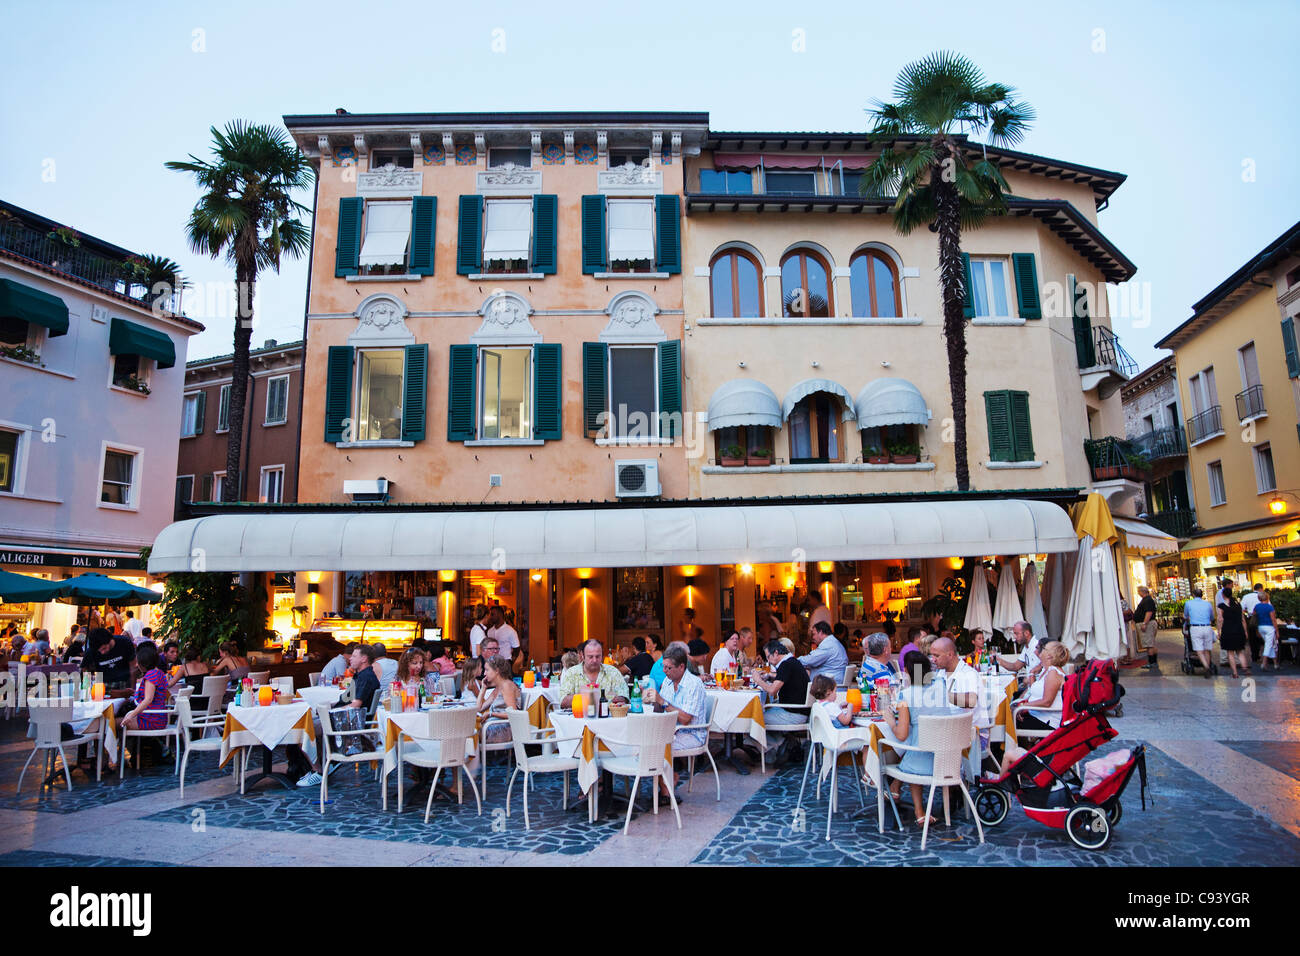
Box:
[710,632,741,675]
[858,632,896,683]
[558,638,628,700]
[320,643,357,685]
[686,637,711,675]
[650,644,707,798]
[80,627,135,690]
[799,621,849,684]
[752,639,810,765]
[347,644,383,713]
[927,637,979,709]
[996,621,1042,682]
[622,637,656,681]
[371,643,398,686]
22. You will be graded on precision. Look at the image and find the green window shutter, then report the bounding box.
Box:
[194,391,206,434]
[654,195,681,274]
[1012,253,1041,319]
[1009,391,1034,461]
[409,196,437,276]
[401,344,429,442]
[581,195,607,274]
[456,195,483,275]
[334,198,364,277]
[324,346,354,442]
[447,344,478,441]
[582,341,608,437]
[532,343,563,440]
[531,194,558,275]
[658,339,682,440]
[1070,275,1096,368]
[961,253,975,319]
[1282,318,1300,379]
[984,390,1013,462]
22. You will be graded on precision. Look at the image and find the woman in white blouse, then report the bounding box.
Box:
[1015,641,1069,731]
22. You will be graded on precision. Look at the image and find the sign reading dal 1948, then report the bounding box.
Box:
[0,549,143,571]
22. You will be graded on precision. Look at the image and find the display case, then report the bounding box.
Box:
[307,618,419,651]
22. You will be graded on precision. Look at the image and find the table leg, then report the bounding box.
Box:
[238,745,298,792]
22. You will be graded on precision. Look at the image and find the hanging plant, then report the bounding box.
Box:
[48,226,81,247]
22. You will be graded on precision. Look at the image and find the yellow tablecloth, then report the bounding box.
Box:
[218,702,315,769]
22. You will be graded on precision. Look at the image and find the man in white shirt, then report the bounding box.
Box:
[927,637,979,709]
[371,643,398,685]
[485,606,520,666]
[468,605,489,657]
[122,610,145,645]
[1240,583,1264,666]
[998,621,1042,681]
[807,592,832,635]
[710,632,741,675]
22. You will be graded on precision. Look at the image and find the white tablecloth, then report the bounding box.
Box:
[705,688,766,749]
[378,705,476,778]
[522,684,566,709]
[28,699,119,764]
[220,702,315,768]
[297,685,343,709]
[548,712,638,793]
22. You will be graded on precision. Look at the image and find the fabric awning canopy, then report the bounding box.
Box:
[607,199,654,262]
[706,379,782,431]
[854,379,931,430]
[481,199,532,263]
[712,153,875,171]
[147,499,1079,574]
[1113,517,1179,555]
[358,200,412,267]
[0,277,69,336]
[782,379,857,421]
[109,317,176,369]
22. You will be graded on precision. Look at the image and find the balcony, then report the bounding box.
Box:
[1078,325,1138,397]
[1186,406,1224,445]
[1084,436,1149,482]
[1128,426,1187,462]
[1235,383,1266,423]
[1145,508,1197,539]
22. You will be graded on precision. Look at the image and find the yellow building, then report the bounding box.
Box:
[1156,221,1300,591]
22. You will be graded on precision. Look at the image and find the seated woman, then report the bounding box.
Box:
[210,642,249,682]
[425,641,457,676]
[477,656,521,744]
[458,657,482,703]
[170,645,210,690]
[970,629,987,658]
[1015,641,1069,731]
[396,647,434,695]
[119,642,172,768]
[877,650,939,827]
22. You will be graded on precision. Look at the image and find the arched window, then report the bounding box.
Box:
[850,249,901,318]
[709,249,763,318]
[780,249,832,318]
[789,393,843,462]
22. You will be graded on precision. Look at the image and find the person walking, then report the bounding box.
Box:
[1182,587,1218,678]
[1216,587,1250,678]
[1134,586,1158,671]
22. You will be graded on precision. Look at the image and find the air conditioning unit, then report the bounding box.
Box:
[614,460,660,498]
[343,478,390,503]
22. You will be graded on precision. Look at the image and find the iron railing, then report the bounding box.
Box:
[1128,425,1187,461]
[1186,406,1224,444]
[1235,383,1266,422]
[1083,436,1149,481]
[1145,508,1197,539]
[1092,326,1139,377]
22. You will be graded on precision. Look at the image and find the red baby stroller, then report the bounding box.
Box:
[972,659,1148,850]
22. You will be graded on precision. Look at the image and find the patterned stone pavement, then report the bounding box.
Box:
[0,849,176,867]
[1219,740,1300,782]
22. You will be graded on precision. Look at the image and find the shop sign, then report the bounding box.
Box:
[0,548,144,571]
[1183,534,1290,561]
[1271,546,1300,562]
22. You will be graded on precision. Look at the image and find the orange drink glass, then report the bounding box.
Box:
[91,682,105,701]
[523,671,535,688]
[257,685,273,707]
[846,688,863,714]
[572,693,586,716]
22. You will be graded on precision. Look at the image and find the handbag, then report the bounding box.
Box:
[327,705,375,755]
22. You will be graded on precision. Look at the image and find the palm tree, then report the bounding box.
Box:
[863,52,1034,491]
[167,122,314,501]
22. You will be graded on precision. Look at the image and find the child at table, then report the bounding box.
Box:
[811,674,853,728]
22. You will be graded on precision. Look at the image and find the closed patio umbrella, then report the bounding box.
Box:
[991,560,1024,634]
[54,572,162,606]
[963,564,993,637]
[1022,561,1050,645]
[0,569,62,603]
[1059,494,1126,660]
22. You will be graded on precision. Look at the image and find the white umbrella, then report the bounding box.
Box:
[1043,549,1074,643]
[963,566,993,636]
[1060,534,1127,660]
[992,560,1024,633]
[1022,561,1050,645]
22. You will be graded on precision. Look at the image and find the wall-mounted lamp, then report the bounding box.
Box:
[306,570,322,585]
[440,581,456,593]
[682,575,696,587]
[820,573,833,585]
[306,583,320,594]
[531,571,543,583]
[740,563,754,576]
[438,570,457,583]
[579,580,593,590]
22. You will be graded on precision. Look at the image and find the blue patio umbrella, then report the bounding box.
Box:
[53,572,162,606]
[0,569,63,603]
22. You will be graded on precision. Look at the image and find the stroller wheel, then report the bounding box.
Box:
[1106,800,1123,826]
[1065,803,1112,851]
[1180,662,1191,674]
[973,786,1009,826]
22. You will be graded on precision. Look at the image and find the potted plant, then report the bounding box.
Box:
[863,443,890,465]
[0,344,41,365]
[48,226,80,247]
[889,440,920,464]
[746,447,772,467]
[719,444,746,467]
[118,374,151,395]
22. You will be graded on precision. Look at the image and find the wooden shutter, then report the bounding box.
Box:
[409,196,437,276]
[1282,318,1300,379]
[657,340,682,440]
[1070,275,1096,367]
[531,194,558,275]
[581,195,606,274]
[1010,391,1034,461]
[456,195,483,275]
[1012,253,1041,319]
[654,195,681,274]
[582,341,608,436]
[961,253,975,319]
[447,344,477,441]
[334,198,364,277]
[324,346,354,442]
[194,391,206,434]
[984,390,1013,462]
[532,343,562,440]
[401,344,428,442]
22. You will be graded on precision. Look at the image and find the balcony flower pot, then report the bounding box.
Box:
[889,453,918,464]
[720,457,746,467]
[888,442,920,464]
[1093,465,1120,480]
[746,453,772,467]
[719,444,746,467]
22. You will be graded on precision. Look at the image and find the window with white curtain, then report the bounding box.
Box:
[607,199,654,268]
[260,465,285,504]
[264,375,289,426]
[358,200,412,271]
[482,199,533,270]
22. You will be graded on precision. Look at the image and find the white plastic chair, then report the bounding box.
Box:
[198,675,229,724]
[796,704,872,840]
[503,709,581,829]
[1011,699,1063,742]
[479,706,516,799]
[672,695,720,801]
[174,695,228,797]
[843,664,858,688]
[120,705,180,778]
[880,710,984,850]
[397,706,482,821]
[247,671,271,687]
[308,672,322,687]
[596,712,681,835]
[318,704,385,813]
[18,699,99,792]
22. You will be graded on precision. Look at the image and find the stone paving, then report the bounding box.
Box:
[0,631,1296,867]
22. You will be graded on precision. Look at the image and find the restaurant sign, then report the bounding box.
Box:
[0,548,144,571]
[1183,534,1291,561]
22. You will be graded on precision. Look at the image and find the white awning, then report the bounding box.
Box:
[482,199,533,263]
[1114,516,1179,555]
[855,378,931,429]
[706,379,782,431]
[358,201,412,267]
[782,378,857,421]
[607,199,654,262]
[147,499,1079,573]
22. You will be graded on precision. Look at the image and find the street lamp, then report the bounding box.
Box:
[1268,490,1300,515]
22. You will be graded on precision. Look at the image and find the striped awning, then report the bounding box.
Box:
[706,379,782,431]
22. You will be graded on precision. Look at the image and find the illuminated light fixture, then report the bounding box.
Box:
[438,570,456,582]
[683,575,696,586]
[785,577,796,590]
[306,571,322,584]
[307,583,320,594]
[817,561,833,573]
[440,581,455,593]
[948,557,964,571]
[531,571,543,583]
[820,572,833,584]
[578,568,594,580]
[1270,495,1287,516]
[740,563,753,576]
[579,579,593,590]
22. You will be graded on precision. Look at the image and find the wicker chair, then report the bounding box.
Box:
[880,710,984,850]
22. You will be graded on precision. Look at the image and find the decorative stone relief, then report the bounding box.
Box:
[477,164,542,195]
[599,291,665,342]
[542,143,565,165]
[357,163,424,198]
[474,133,486,162]
[442,133,454,159]
[410,134,423,160]
[530,131,541,164]
[353,134,368,156]
[670,132,681,158]
[317,136,332,160]
[598,161,663,195]
[348,293,415,347]
[471,291,541,344]
[596,131,607,157]
[563,131,574,162]
[651,132,662,157]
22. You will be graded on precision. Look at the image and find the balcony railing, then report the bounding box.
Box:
[1235,383,1266,422]
[1128,426,1187,461]
[1186,406,1224,444]
[1145,508,1197,539]
[1084,436,1149,482]
[1092,326,1139,377]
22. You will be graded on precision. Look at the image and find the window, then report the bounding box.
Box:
[709,249,763,318]
[199,474,213,502]
[370,150,413,169]
[216,384,231,432]
[481,199,533,273]
[698,169,752,194]
[606,199,655,272]
[781,250,832,318]
[112,353,150,390]
[789,393,843,463]
[0,429,17,492]
[1189,367,1217,415]
[714,425,774,462]
[355,349,405,442]
[609,148,649,168]
[849,250,900,318]
[478,347,532,440]
[984,390,1034,462]
[259,465,285,504]
[180,392,204,437]
[100,448,137,507]
[1253,444,1276,494]
[0,315,30,349]
[830,169,865,196]
[358,200,412,275]
[212,471,225,501]
[264,375,289,425]
[609,346,658,438]
[969,258,1011,318]
[1207,461,1226,506]
[860,423,919,460]
[488,147,531,168]
[1238,342,1261,389]
[764,170,816,195]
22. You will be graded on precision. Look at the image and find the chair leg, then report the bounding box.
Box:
[687,755,695,793]
[707,748,720,801]
[623,775,639,835]
[958,781,985,845]
[424,767,442,824]
[827,757,836,841]
[665,771,681,829]
[320,759,328,813]
[853,753,866,810]
[652,775,659,815]
[506,765,519,817]
[16,746,38,793]
[942,785,951,827]
[522,770,530,830]
[461,765,482,816]
[180,749,189,799]
[56,745,72,791]
[562,770,569,811]
[922,784,937,851]
[796,742,814,809]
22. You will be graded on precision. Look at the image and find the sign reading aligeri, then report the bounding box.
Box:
[0,549,144,571]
